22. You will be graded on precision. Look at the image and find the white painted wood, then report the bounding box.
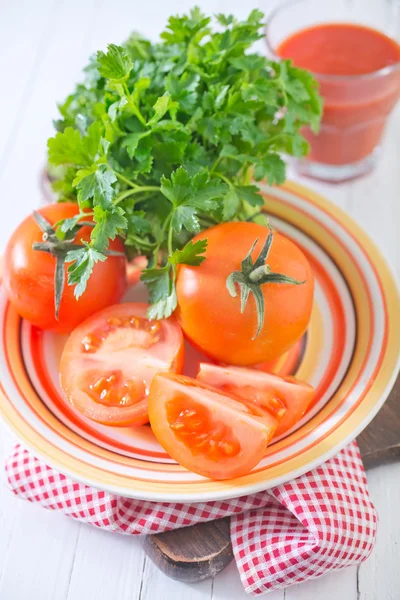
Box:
[0,0,399,599]
[140,555,213,599]
[285,566,358,600]
[212,560,285,599]
[66,526,146,600]
[358,463,400,600]
[0,496,81,600]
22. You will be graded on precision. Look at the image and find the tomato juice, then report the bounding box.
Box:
[277,23,400,167]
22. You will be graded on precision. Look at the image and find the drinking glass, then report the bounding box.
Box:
[264,0,400,182]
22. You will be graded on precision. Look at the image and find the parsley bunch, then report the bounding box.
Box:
[47,8,322,319]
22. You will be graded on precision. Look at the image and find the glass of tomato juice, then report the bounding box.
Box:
[265,0,400,182]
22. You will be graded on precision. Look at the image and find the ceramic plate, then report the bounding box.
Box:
[1,181,399,501]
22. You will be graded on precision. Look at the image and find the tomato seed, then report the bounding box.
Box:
[167,399,241,461]
[81,333,102,353]
[107,317,122,327]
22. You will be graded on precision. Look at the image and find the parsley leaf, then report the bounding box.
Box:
[147,288,177,320]
[235,185,263,207]
[141,265,177,319]
[97,44,133,82]
[122,131,151,159]
[161,167,227,233]
[254,154,286,186]
[169,239,208,266]
[66,246,107,299]
[48,122,102,167]
[171,205,199,234]
[91,205,127,251]
[47,9,322,317]
[141,265,171,303]
[147,92,178,126]
[74,164,117,208]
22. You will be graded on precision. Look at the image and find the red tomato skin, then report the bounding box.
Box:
[176,223,314,366]
[3,203,127,333]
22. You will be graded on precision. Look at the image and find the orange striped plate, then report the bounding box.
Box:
[1,181,399,501]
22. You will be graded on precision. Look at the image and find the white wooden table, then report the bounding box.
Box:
[0,1,399,599]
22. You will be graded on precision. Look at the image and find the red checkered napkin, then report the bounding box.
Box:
[5,441,376,595]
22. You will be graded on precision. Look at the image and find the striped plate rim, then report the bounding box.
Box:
[0,181,399,501]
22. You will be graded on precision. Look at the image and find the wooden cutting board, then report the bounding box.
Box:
[143,375,400,583]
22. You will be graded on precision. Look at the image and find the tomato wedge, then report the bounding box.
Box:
[59,303,184,426]
[197,363,314,438]
[148,373,277,480]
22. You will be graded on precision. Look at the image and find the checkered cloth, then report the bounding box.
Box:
[5,441,377,595]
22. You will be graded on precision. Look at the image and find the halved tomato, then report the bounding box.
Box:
[148,373,277,480]
[197,363,314,438]
[59,303,184,426]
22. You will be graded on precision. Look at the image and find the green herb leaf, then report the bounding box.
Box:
[108,97,128,121]
[161,168,227,233]
[47,9,322,319]
[122,131,151,158]
[91,205,127,251]
[223,187,241,221]
[235,185,263,207]
[127,210,152,236]
[97,44,133,82]
[254,154,286,186]
[141,265,171,303]
[169,239,208,266]
[141,264,178,319]
[59,216,82,233]
[171,205,200,234]
[66,246,107,299]
[147,92,178,126]
[147,288,177,320]
[74,164,117,208]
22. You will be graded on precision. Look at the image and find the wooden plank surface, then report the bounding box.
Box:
[0,1,399,599]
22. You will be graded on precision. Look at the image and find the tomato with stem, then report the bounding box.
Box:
[3,203,127,332]
[176,223,314,366]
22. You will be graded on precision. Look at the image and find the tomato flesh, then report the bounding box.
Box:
[59,303,184,426]
[197,363,314,438]
[166,396,242,461]
[148,373,277,480]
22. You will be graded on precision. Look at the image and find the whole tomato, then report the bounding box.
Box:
[3,203,127,333]
[176,222,314,366]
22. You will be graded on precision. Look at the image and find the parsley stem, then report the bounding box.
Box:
[115,186,160,205]
[264,133,290,147]
[167,221,174,256]
[214,172,233,188]
[210,156,222,174]
[115,172,138,189]
[128,235,156,249]
[123,82,146,125]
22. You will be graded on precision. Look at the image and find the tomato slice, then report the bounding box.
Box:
[148,373,277,480]
[59,303,184,426]
[197,363,314,438]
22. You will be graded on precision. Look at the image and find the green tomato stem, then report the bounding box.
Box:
[249,264,270,282]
